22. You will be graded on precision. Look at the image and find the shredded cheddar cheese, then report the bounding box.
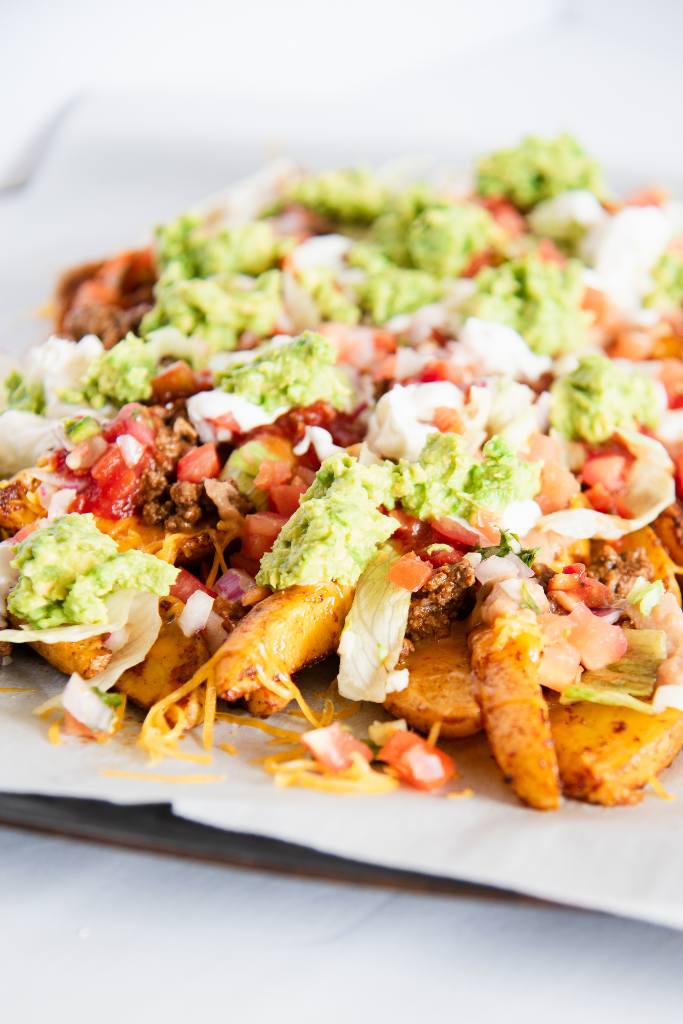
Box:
[47,720,62,746]
[427,720,442,747]
[271,752,399,795]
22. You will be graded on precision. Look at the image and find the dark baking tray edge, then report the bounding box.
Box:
[0,791,552,907]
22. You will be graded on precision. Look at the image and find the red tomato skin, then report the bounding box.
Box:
[302,722,373,773]
[242,512,288,561]
[171,568,215,603]
[253,460,292,491]
[378,731,456,791]
[388,553,432,592]
[581,454,627,493]
[431,517,479,548]
[270,482,307,517]
[177,443,220,483]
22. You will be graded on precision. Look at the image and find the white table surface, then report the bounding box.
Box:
[4,3,683,1018]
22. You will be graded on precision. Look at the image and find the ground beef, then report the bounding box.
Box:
[61,301,152,349]
[588,542,654,599]
[139,405,204,527]
[403,560,476,649]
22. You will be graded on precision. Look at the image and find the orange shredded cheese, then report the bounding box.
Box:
[47,720,62,746]
[102,769,225,784]
[427,721,442,747]
[648,776,676,801]
[271,752,399,795]
[216,710,304,743]
[203,678,217,751]
[0,687,35,693]
[446,788,474,800]
[218,742,237,756]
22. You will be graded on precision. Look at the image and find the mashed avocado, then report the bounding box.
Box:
[8,513,178,629]
[348,245,443,323]
[396,433,540,522]
[63,334,157,408]
[461,254,588,356]
[645,249,683,310]
[256,454,398,589]
[551,353,661,443]
[217,331,353,412]
[298,268,361,324]
[370,184,445,265]
[476,134,604,210]
[141,270,283,352]
[407,203,500,278]
[4,371,45,415]
[286,168,388,224]
[156,214,284,280]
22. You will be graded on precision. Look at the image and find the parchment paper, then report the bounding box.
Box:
[2,648,683,930]
[3,97,683,932]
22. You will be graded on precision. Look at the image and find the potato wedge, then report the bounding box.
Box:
[654,502,683,572]
[116,615,209,727]
[384,623,482,738]
[31,635,113,680]
[214,582,353,716]
[470,619,561,810]
[550,699,683,805]
[0,476,43,535]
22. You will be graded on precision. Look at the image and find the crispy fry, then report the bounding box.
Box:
[213,583,353,716]
[550,699,683,805]
[30,635,113,681]
[384,623,482,738]
[470,619,561,810]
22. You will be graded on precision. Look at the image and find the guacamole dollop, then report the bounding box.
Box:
[8,514,178,629]
[141,269,283,352]
[298,268,361,324]
[645,249,683,311]
[407,203,500,278]
[256,454,398,589]
[64,334,157,408]
[4,371,45,415]
[348,245,443,323]
[461,254,588,356]
[217,331,353,413]
[396,433,541,522]
[156,214,284,280]
[551,353,661,444]
[286,168,388,224]
[370,184,444,265]
[476,134,604,210]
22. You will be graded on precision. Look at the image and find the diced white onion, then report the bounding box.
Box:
[65,434,107,470]
[652,684,683,713]
[474,553,534,585]
[293,426,343,461]
[203,610,228,654]
[178,590,215,636]
[62,674,115,734]
[47,488,76,520]
[116,433,145,468]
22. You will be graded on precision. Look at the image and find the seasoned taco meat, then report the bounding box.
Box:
[588,541,653,599]
[398,560,476,663]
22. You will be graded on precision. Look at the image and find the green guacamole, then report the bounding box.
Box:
[476,134,604,210]
[155,214,284,280]
[8,513,178,629]
[256,455,398,589]
[286,168,389,224]
[645,250,683,311]
[551,353,661,444]
[461,253,588,356]
[298,268,361,324]
[217,331,353,412]
[407,203,500,278]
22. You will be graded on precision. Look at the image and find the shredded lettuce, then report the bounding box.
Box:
[560,628,667,714]
[628,577,665,616]
[337,547,411,702]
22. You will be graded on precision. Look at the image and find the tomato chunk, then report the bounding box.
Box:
[177,443,220,483]
[388,553,432,592]
[378,731,456,791]
[581,454,627,493]
[151,360,198,402]
[171,568,215,603]
[431,517,479,548]
[253,459,292,491]
[433,406,464,434]
[270,481,307,517]
[302,722,373,773]
[242,512,288,560]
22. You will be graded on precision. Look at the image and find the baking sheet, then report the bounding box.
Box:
[3,96,683,932]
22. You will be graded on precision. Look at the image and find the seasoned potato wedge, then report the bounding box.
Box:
[654,502,683,573]
[384,623,482,738]
[550,699,683,805]
[0,476,43,535]
[116,616,209,726]
[214,583,353,716]
[470,619,561,810]
[31,635,113,680]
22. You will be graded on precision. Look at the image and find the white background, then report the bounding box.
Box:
[3,2,683,1020]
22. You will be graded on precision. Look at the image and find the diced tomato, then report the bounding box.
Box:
[151,360,199,402]
[230,552,260,578]
[63,710,101,740]
[419,360,467,386]
[477,196,526,238]
[374,354,398,381]
[242,512,288,561]
[583,483,632,518]
[72,280,119,307]
[581,454,627,493]
[538,639,583,692]
[537,238,565,264]
[659,359,683,409]
[547,567,612,611]
[525,433,580,514]
[610,328,654,361]
[461,249,494,278]
[209,412,241,434]
[471,509,501,545]
[90,445,138,496]
[253,459,292,491]
[433,406,464,434]
[378,731,456,791]
[388,553,432,592]
[177,443,220,483]
[420,544,461,567]
[566,602,628,671]
[171,568,215,603]
[431,517,480,548]
[625,186,668,207]
[302,722,373,773]
[270,480,307,517]
[387,509,434,549]
[104,405,156,448]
